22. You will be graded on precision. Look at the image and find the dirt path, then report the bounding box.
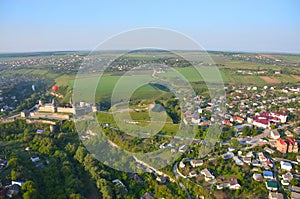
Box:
[260,76,281,84]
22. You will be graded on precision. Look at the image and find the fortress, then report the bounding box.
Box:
[21,99,99,120]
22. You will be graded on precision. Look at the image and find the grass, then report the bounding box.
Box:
[70,73,174,102]
[222,61,281,70]
[157,67,228,83]
[96,111,179,136]
[275,74,298,83]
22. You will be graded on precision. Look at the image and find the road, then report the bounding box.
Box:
[271,158,288,199]
[239,129,270,150]
[173,162,192,199]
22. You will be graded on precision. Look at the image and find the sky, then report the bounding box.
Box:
[0,0,300,53]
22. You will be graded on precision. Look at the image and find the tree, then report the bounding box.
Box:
[23,190,38,199]
[290,178,298,186]
[69,193,84,199]
[8,157,18,166]
[22,181,38,199]
[22,180,36,191]
[11,169,21,180]
[75,146,87,163]
[231,138,239,148]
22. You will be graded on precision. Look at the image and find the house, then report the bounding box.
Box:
[280,161,292,171]
[222,152,234,160]
[200,121,211,126]
[252,159,261,167]
[282,172,293,181]
[228,177,241,190]
[266,180,278,191]
[263,170,274,179]
[248,112,287,129]
[156,175,167,183]
[30,157,40,163]
[188,171,197,178]
[281,179,289,186]
[216,183,226,190]
[258,152,267,162]
[179,161,185,168]
[276,138,287,153]
[36,129,44,134]
[252,119,269,129]
[222,120,233,126]
[291,192,300,199]
[285,130,294,137]
[11,180,25,187]
[270,130,280,139]
[245,151,254,158]
[230,116,244,124]
[6,184,20,198]
[264,147,275,154]
[297,155,300,163]
[200,168,215,181]
[243,157,252,165]
[268,192,283,199]
[286,138,298,153]
[190,159,203,168]
[178,145,189,153]
[276,138,298,153]
[141,192,154,199]
[0,159,7,167]
[291,186,300,193]
[252,173,263,182]
[235,158,244,166]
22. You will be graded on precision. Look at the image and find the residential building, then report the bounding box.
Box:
[280,161,292,171]
[263,170,274,179]
[201,168,215,181]
[190,159,203,168]
[268,192,283,199]
[266,180,278,191]
[253,173,263,182]
[270,130,280,139]
[228,177,241,190]
[276,138,298,153]
[291,192,300,199]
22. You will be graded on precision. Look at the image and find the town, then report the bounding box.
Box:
[0,50,300,199]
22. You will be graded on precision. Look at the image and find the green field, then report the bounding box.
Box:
[96,111,179,135]
[156,67,229,83]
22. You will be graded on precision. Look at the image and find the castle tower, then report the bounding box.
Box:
[51,99,57,113]
[51,98,57,106]
[92,103,99,112]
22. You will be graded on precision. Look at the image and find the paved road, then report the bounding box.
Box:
[173,162,192,199]
[272,159,288,199]
[239,129,270,150]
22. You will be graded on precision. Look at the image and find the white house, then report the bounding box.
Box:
[188,171,197,178]
[252,173,263,182]
[228,178,241,190]
[179,161,185,168]
[11,180,25,187]
[200,168,215,181]
[270,130,280,139]
[280,161,292,171]
[190,159,203,168]
[30,157,40,163]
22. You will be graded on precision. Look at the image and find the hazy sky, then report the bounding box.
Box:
[1,0,300,53]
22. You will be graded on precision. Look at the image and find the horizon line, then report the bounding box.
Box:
[0,49,300,55]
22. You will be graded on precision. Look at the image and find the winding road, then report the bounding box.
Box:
[173,162,192,199]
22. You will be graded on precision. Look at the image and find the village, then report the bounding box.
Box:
[168,84,300,199]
